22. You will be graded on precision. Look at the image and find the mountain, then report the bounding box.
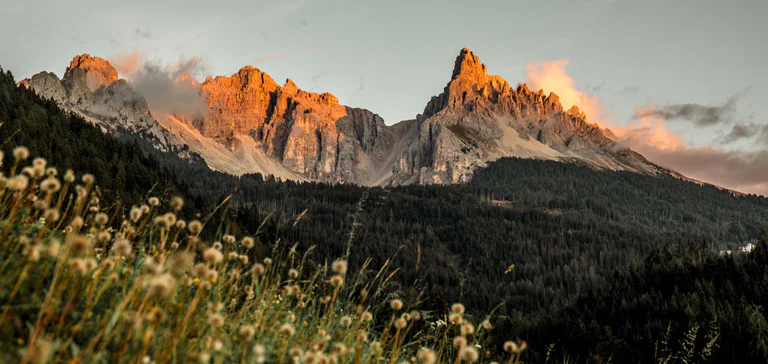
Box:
[390,48,661,184]
[20,49,665,186]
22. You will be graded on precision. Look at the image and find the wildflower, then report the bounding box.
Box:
[361,311,373,322]
[69,216,84,230]
[503,341,517,353]
[206,270,218,283]
[460,347,479,362]
[203,248,223,264]
[252,263,266,276]
[253,344,265,356]
[33,157,46,169]
[278,323,296,336]
[46,167,57,177]
[83,258,97,273]
[82,174,95,185]
[212,242,223,250]
[448,313,463,324]
[238,255,249,264]
[340,315,353,327]
[13,146,29,161]
[43,209,60,223]
[401,313,411,321]
[332,259,348,275]
[410,310,421,321]
[164,212,177,226]
[167,252,194,277]
[461,323,475,336]
[480,319,492,330]
[97,230,111,243]
[238,325,256,341]
[148,274,176,297]
[288,268,299,279]
[94,213,109,226]
[148,197,160,207]
[357,331,368,342]
[390,299,404,311]
[263,257,273,265]
[212,340,223,351]
[40,177,61,192]
[228,252,238,261]
[7,175,29,190]
[417,349,436,364]
[189,220,203,235]
[140,204,150,214]
[223,235,236,244]
[207,313,225,328]
[198,352,210,363]
[64,169,75,183]
[171,196,184,211]
[113,238,132,256]
[71,235,92,254]
[175,220,186,230]
[453,336,467,349]
[289,348,303,358]
[451,303,465,314]
[395,318,407,329]
[45,239,61,257]
[329,275,344,288]
[24,245,41,262]
[193,263,209,278]
[129,206,141,222]
[241,236,254,249]
[518,341,527,352]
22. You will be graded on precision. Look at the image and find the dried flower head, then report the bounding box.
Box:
[451,303,465,314]
[207,313,225,328]
[332,259,348,275]
[278,323,296,336]
[288,268,299,279]
[252,263,266,276]
[395,318,407,329]
[503,341,518,353]
[453,336,467,349]
[461,323,475,336]
[43,209,60,223]
[64,169,75,183]
[148,197,159,207]
[13,146,30,161]
[82,174,95,185]
[175,220,186,230]
[113,238,132,256]
[130,206,142,222]
[241,236,254,249]
[460,347,479,362]
[361,311,373,322]
[329,275,344,288]
[417,349,436,364]
[7,175,29,190]
[238,325,256,341]
[71,235,92,254]
[188,220,203,235]
[171,196,184,211]
[149,274,177,297]
[40,177,61,192]
[390,299,404,311]
[340,315,353,327]
[168,252,194,277]
[94,213,109,226]
[448,313,463,324]
[480,320,492,330]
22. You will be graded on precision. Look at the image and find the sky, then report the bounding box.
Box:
[1,0,767,194]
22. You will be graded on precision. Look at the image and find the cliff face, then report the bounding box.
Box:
[390,48,661,185]
[184,67,396,184]
[18,54,180,154]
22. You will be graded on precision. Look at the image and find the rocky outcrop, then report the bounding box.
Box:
[390,48,661,184]
[188,67,395,184]
[20,54,180,154]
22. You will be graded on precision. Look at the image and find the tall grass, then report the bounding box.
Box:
[0,147,527,363]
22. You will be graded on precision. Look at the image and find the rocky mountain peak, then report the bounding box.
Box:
[64,54,118,91]
[451,48,488,82]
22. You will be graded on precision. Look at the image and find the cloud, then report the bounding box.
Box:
[618,86,639,96]
[720,123,768,145]
[108,50,144,78]
[526,61,766,196]
[632,93,743,126]
[524,60,606,127]
[127,55,208,119]
[252,49,311,65]
[135,28,152,39]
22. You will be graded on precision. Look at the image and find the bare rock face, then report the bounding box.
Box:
[189,68,395,184]
[21,55,178,153]
[391,48,661,185]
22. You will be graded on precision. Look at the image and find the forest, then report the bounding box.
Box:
[3,68,768,362]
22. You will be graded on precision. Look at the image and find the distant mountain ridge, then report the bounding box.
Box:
[20,48,667,186]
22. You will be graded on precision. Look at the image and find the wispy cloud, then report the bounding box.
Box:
[632,92,746,126]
